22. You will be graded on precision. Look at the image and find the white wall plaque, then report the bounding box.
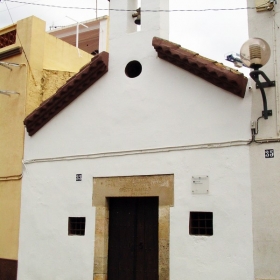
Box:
[192,176,209,194]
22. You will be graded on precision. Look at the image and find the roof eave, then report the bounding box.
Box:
[152,37,247,98]
[24,52,109,136]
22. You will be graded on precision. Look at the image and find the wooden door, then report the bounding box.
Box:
[108,197,159,280]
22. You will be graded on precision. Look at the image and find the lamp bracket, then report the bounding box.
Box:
[251,70,275,89]
[250,69,273,119]
[256,80,275,89]
[262,110,272,117]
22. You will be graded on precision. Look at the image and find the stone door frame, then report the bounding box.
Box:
[92,174,174,280]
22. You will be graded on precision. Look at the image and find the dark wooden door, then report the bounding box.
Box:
[108,197,159,280]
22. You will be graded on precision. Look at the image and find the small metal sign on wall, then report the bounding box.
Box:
[265,149,274,158]
[192,176,209,194]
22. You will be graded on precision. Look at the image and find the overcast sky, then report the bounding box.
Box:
[0,0,249,72]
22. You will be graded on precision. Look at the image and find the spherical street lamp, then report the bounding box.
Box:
[240,38,275,119]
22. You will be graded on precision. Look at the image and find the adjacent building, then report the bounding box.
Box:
[49,16,109,56]
[0,16,94,279]
[247,1,280,279]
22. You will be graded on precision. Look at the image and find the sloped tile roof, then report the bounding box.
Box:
[24,51,109,136]
[152,37,247,98]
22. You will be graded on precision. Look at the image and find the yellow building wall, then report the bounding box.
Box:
[0,16,93,264]
[15,16,92,115]
[0,45,26,261]
[0,70,24,260]
[0,65,26,178]
[41,69,76,101]
[0,180,21,260]
[44,33,93,72]
[41,33,93,102]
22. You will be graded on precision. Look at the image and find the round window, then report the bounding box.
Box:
[125,60,142,78]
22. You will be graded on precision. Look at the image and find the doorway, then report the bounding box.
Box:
[108,197,159,280]
[93,174,174,280]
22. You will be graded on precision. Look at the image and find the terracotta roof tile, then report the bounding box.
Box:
[24,51,109,136]
[152,37,248,98]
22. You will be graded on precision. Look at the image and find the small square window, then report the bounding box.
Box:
[189,212,213,236]
[68,217,86,236]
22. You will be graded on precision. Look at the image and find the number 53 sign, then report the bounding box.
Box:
[265,149,274,158]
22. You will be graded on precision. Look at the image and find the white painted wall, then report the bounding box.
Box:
[99,18,109,52]
[18,0,254,279]
[247,1,280,279]
[24,58,252,160]
[247,0,279,138]
[19,147,254,280]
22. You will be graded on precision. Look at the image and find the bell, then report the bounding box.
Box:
[134,15,141,25]
[132,8,141,25]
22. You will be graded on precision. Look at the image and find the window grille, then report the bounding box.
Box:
[189,212,213,236]
[68,217,86,236]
